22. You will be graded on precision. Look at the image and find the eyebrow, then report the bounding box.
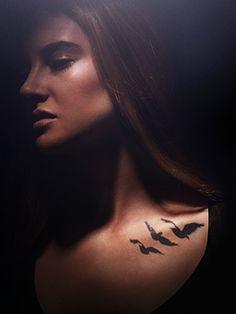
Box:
[40,41,82,58]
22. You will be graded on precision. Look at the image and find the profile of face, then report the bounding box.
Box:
[20,13,113,150]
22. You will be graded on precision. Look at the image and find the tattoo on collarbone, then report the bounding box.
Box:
[130,239,164,255]
[160,218,204,239]
[130,218,204,255]
[145,221,178,246]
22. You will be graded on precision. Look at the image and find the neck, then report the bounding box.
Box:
[37,124,208,246]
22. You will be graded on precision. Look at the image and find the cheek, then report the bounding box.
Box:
[54,61,112,120]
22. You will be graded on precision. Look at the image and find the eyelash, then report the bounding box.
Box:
[47,58,75,72]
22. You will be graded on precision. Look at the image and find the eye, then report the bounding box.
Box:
[47,57,75,72]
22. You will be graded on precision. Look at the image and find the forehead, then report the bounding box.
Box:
[28,13,89,51]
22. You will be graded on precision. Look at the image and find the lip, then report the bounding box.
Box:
[33,118,57,129]
[32,108,57,129]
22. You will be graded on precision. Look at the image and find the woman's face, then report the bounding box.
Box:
[20,13,113,150]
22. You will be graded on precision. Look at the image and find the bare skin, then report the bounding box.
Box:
[35,150,208,314]
[20,13,209,314]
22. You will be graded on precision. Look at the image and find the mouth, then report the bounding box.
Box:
[32,108,57,129]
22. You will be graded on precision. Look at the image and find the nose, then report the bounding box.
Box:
[20,67,49,103]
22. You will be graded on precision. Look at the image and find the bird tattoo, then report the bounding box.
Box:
[161,218,204,239]
[145,221,178,246]
[130,239,164,255]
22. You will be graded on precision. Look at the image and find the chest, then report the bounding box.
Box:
[36,233,149,310]
[35,216,208,313]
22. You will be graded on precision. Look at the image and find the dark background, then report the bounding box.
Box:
[0,0,235,312]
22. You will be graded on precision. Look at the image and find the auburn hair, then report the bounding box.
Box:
[19,0,222,199]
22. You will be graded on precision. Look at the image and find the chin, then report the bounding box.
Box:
[34,133,67,153]
[34,132,84,156]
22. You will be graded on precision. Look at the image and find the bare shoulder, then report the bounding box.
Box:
[35,208,208,313]
[108,207,208,312]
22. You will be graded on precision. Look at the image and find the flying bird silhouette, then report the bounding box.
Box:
[161,218,204,239]
[130,239,163,255]
[145,222,178,246]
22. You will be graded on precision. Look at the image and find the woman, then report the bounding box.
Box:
[4,0,230,313]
